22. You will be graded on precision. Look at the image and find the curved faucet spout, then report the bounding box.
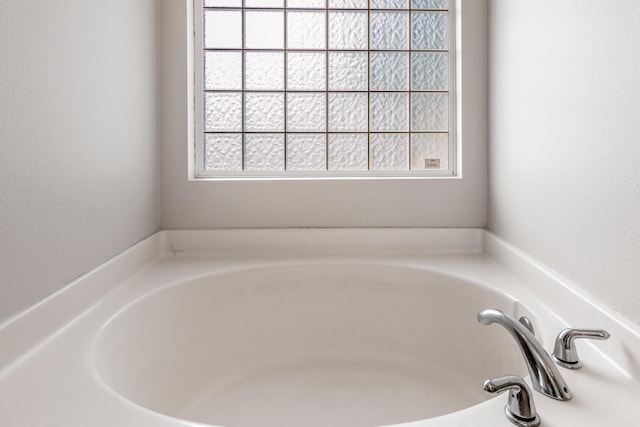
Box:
[477,308,572,401]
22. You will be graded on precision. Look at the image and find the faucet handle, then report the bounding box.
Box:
[483,375,541,427]
[553,328,611,369]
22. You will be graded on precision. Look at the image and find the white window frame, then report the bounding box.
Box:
[192,1,458,180]
[161,0,487,228]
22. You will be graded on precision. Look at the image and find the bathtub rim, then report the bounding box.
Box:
[0,229,639,427]
[1,228,639,380]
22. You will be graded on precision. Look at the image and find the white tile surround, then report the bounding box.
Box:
[0,229,638,426]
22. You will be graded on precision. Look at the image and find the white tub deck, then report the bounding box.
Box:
[1,229,639,426]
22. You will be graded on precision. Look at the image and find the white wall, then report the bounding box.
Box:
[159,0,488,228]
[0,0,159,321]
[488,1,640,325]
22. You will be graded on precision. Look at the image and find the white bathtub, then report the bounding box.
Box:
[0,229,639,426]
[93,264,527,427]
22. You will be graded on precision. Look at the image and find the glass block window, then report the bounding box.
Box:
[195,0,455,177]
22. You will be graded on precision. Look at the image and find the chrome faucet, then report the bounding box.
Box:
[477,308,572,401]
[553,327,610,369]
[483,375,541,427]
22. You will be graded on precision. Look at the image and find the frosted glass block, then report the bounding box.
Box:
[370,134,409,170]
[370,0,408,8]
[412,0,448,9]
[328,134,368,170]
[287,93,326,132]
[287,52,326,91]
[204,0,241,7]
[370,52,408,91]
[245,93,285,132]
[286,134,327,171]
[411,52,448,90]
[204,93,242,131]
[204,134,243,171]
[245,52,284,90]
[204,10,242,49]
[412,12,448,50]
[329,0,367,8]
[245,11,284,49]
[244,134,285,171]
[245,0,283,7]
[329,11,368,50]
[288,0,326,7]
[204,51,242,90]
[328,52,368,91]
[410,133,448,170]
[411,93,448,131]
[328,93,368,132]
[370,93,408,132]
[370,12,409,50]
[287,11,326,49]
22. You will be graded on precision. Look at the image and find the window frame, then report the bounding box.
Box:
[192,0,458,180]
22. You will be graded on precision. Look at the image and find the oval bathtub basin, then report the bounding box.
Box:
[93,264,527,427]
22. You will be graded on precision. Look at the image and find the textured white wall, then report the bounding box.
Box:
[0,0,159,321]
[159,0,488,228]
[488,1,640,325]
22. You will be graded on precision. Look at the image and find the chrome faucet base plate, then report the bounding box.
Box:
[504,405,541,427]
